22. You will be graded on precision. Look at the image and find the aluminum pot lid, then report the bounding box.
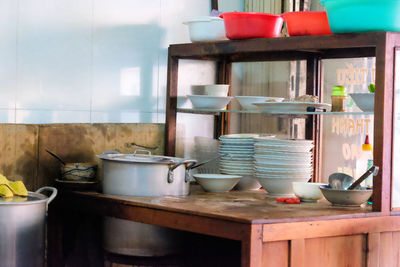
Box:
[98,153,185,164]
[0,192,47,205]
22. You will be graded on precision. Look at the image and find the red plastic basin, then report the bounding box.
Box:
[220,12,283,39]
[282,11,332,36]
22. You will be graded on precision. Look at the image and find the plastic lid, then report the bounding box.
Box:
[332,85,347,96]
[362,135,372,151]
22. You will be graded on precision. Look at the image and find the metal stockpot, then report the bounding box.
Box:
[99,150,197,196]
[99,150,196,256]
[0,187,57,267]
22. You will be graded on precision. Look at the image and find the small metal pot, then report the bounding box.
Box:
[0,187,57,267]
[99,150,197,196]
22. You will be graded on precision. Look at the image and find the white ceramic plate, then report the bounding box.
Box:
[254,137,313,145]
[219,168,253,175]
[220,133,260,139]
[255,162,312,169]
[253,102,331,113]
[235,96,284,110]
[254,145,313,153]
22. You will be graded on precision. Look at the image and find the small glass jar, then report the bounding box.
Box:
[331,85,347,112]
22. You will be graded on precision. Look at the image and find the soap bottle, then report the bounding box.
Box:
[362,135,373,188]
[331,85,347,112]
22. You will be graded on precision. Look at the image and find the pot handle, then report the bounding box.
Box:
[36,186,58,205]
[133,149,152,157]
[168,159,197,183]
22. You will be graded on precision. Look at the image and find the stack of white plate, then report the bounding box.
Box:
[254,137,314,196]
[219,134,261,190]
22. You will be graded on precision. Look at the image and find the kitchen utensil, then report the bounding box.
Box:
[255,176,310,196]
[187,95,233,109]
[320,0,400,33]
[328,172,354,190]
[99,149,197,196]
[0,187,57,267]
[349,93,375,112]
[183,16,227,42]
[281,11,332,36]
[219,12,284,39]
[190,84,230,96]
[319,185,373,206]
[348,166,379,190]
[193,174,241,192]
[100,150,197,257]
[292,182,327,202]
[46,149,97,181]
[45,149,66,165]
[235,96,284,110]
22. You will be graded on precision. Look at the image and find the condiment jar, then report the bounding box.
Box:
[331,85,347,112]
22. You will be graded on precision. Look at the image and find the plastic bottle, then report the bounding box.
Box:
[362,135,373,188]
[331,85,347,112]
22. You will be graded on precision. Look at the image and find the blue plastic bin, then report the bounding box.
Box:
[320,0,400,33]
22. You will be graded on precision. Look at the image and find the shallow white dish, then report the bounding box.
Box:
[254,137,313,146]
[220,168,253,175]
[220,133,260,139]
[235,96,284,110]
[254,157,312,165]
[292,182,326,202]
[190,84,230,96]
[183,17,227,42]
[255,162,312,169]
[255,144,313,153]
[187,95,233,109]
[253,102,331,113]
[193,174,241,192]
[256,177,311,196]
[349,93,374,112]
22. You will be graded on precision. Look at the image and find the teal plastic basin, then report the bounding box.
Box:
[320,0,400,33]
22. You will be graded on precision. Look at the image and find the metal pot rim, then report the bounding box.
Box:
[98,153,185,165]
[0,192,47,205]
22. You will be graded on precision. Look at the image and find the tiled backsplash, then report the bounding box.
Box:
[0,0,242,124]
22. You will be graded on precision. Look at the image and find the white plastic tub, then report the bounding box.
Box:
[183,17,227,42]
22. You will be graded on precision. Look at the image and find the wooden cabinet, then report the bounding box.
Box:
[164,32,400,213]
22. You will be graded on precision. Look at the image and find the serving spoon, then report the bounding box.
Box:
[328,166,379,190]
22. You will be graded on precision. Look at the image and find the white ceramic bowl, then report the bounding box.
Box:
[190,84,230,96]
[234,175,261,191]
[256,177,310,196]
[193,173,241,192]
[235,96,284,110]
[183,17,227,42]
[349,93,374,112]
[187,95,233,109]
[292,182,327,202]
[319,185,373,206]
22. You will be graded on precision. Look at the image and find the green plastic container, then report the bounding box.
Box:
[320,0,400,33]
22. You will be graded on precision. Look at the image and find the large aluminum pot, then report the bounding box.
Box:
[0,187,57,267]
[99,150,196,256]
[99,150,197,196]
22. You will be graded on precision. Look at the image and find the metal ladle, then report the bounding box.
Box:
[329,166,379,190]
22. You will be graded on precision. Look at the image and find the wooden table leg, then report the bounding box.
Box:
[241,225,263,267]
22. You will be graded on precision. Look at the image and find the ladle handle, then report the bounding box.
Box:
[348,166,379,190]
[45,149,66,165]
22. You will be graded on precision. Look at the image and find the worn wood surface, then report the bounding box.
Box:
[0,123,164,190]
[58,185,375,225]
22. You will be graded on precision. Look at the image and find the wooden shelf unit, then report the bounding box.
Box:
[165,31,400,213]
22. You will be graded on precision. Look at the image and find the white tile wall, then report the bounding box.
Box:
[0,0,229,124]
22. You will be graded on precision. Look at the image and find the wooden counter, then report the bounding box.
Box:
[49,186,400,267]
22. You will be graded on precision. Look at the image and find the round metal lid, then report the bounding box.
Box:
[0,192,47,205]
[98,153,184,164]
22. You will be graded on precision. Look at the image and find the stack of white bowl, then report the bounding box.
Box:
[219,134,261,190]
[253,137,314,196]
